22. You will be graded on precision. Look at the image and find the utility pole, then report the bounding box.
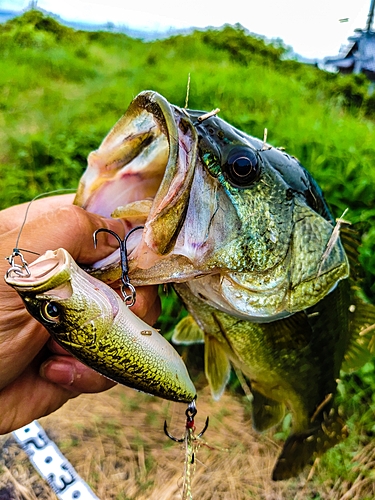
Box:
[366,0,375,31]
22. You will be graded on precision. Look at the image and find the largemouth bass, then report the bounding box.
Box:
[8,90,374,480]
[73,91,368,480]
[5,248,196,403]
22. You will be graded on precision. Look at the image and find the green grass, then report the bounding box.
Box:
[1,13,374,293]
[1,9,375,494]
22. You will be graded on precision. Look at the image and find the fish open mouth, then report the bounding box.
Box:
[74,91,199,283]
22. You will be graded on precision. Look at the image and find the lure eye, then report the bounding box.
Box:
[41,301,61,323]
[223,147,260,188]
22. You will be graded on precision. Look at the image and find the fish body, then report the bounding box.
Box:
[5,248,196,403]
[173,279,351,479]
[72,91,355,478]
[9,90,374,479]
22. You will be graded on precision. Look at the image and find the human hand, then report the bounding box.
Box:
[0,194,160,434]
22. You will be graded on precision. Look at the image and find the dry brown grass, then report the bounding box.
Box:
[0,385,374,499]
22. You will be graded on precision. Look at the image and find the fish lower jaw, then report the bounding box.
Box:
[89,248,213,286]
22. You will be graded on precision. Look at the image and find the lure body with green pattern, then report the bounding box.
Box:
[5,248,196,403]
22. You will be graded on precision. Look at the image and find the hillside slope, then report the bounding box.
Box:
[1,10,374,295]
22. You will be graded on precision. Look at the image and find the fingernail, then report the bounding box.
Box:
[40,360,75,386]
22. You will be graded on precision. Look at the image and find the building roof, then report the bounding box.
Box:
[324,1,375,78]
[324,30,375,78]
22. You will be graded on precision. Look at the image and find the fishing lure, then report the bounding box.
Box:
[4,193,199,499]
[5,208,196,402]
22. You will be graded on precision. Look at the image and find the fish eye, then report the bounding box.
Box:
[41,301,61,323]
[223,147,260,188]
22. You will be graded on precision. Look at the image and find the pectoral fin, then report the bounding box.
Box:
[204,334,231,400]
[172,315,205,345]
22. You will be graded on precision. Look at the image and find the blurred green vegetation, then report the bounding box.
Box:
[1,11,374,295]
[1,10,375,491]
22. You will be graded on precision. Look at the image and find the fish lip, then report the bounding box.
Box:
[4,248,71,292]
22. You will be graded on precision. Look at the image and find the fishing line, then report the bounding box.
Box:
[14,188,77,250]
[6,188,76,278]
[164,400,210,500]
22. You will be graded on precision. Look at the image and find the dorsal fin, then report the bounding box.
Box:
[339,224,362,281]
[338,223,375,371]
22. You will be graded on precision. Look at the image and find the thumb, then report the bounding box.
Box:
[10,205,125,265]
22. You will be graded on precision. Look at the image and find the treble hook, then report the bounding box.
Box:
[164,399,209,442]
[93,226,144,306]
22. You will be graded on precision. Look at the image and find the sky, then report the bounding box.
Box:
[0,0,373,60]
